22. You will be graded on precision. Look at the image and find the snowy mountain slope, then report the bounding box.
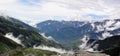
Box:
[36,19,120,48]
[85,35,120,56]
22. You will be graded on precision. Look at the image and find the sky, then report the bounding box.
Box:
[0,0,120,26]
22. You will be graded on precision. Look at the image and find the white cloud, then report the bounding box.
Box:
[0,0,120,24]
[33,45,67,54]
[40,33,59,43]
[4,32,24,46]
[0,0,16,3]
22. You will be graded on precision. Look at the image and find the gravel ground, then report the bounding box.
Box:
[51,51,110,56]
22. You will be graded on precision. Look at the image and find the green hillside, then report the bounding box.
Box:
[0,16,60,56]
[0,16,61,48]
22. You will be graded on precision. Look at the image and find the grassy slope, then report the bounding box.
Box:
[0,33,57,56]
[7,48,57,56]
[0,42,10,53]
[0,16,60,56]
[0,16,61,48]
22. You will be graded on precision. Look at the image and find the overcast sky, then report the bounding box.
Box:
[0,0,120,25]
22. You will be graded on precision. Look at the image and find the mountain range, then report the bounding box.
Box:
[0,15,120,56]
[36,19,120,48]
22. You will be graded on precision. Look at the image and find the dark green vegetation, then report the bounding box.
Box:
[0,33,57,56]
[97,35,120,51]
[0,34,22,53]
[7,17,39,32]
[85,35,120,56]
[36,20,120,49]
[1,48,57,56]
[0,16,61,48]
[103,47,120,56]
[0,16,61,56]
[101,35,120,56]
[23,48,57,56]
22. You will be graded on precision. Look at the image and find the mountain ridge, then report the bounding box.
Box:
[0,15,62,48]
[36,19,120,48]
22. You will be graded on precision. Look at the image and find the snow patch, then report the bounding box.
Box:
[85,48,94,52]
[96,25,104,32]
[96,19,120,32]
[79,35,90,49]
[105,20,120,31]
[91,23,95,29]
[100,32,113,40]
[85,40,99,52]
[79,35,100,52]
[113,22,120,29]
[104,20,115,27]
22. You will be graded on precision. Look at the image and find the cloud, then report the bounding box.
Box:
[33,45,67,54]
[40,33,59,43]
[0,0,120,25]
[4,32,24,46]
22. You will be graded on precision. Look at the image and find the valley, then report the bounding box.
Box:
[0,0,120,56]
[36,19,120,49]
[0,15,120,56]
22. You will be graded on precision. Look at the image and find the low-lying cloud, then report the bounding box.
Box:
[33,45,67,54]
[4,32,23,45]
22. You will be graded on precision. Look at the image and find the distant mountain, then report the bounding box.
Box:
[36,19,120,48]
[0,16,62,48]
